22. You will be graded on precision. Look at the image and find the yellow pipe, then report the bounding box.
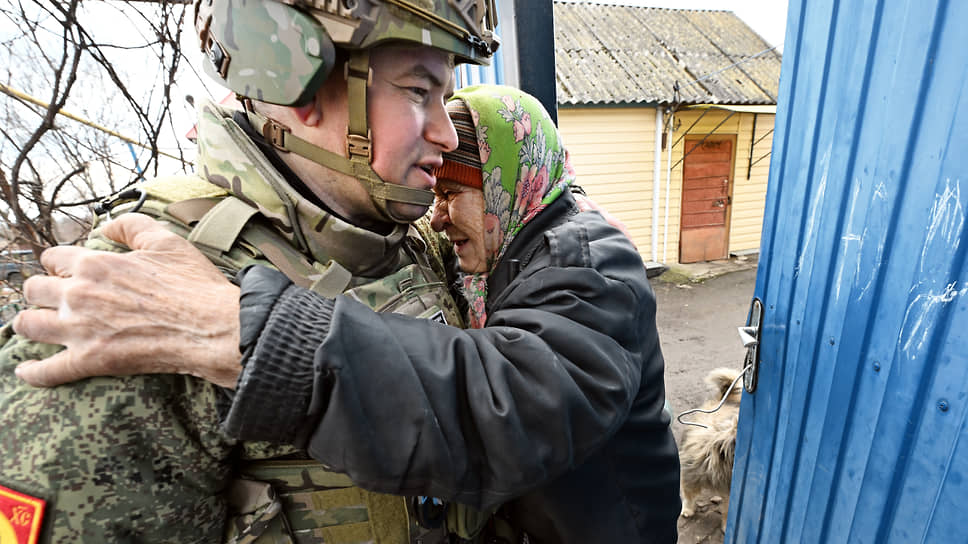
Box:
[0,82,190,165]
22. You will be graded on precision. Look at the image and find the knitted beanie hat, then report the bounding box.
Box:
[433,98,483,189]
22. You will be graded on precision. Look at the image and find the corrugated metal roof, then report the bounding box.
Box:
[553,1,782,106]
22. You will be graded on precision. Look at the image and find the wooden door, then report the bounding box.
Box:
[679,137,734,263]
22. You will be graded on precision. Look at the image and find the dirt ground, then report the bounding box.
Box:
[652,265,758,544]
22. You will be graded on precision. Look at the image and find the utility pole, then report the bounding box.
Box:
[511,0,557,125]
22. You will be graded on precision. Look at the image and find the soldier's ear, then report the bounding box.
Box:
[293,93,323,127]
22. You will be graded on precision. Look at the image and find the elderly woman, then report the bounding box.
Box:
[220,85,681,542]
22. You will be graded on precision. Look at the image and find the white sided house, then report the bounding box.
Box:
[553,2,781,265]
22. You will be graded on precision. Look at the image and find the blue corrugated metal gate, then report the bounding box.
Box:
[728,0,968,542]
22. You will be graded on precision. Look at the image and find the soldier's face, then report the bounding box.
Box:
[367,45,458,222]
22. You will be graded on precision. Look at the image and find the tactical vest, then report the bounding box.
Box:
[96,180,515,544]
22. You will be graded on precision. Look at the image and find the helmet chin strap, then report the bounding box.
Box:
[243,50,435,224]
[343,50,436,223]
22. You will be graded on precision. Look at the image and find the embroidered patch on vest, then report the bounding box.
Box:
[0,484,45,544]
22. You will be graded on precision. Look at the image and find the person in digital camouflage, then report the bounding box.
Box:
[1,0,498,542]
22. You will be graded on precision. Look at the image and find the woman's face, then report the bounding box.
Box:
[430,179,488,273]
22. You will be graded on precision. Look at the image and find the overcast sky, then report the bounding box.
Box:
[589,0,789,52]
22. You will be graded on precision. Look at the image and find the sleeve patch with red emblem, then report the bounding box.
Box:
[0,484,46,544]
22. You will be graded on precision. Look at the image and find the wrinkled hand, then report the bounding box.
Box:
[13,213,242,389]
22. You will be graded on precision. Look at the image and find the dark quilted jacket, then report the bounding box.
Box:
[227,192,681,543]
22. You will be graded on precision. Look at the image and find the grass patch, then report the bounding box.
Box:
[656,267,699,285]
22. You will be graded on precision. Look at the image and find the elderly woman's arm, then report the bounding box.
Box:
[225,212,663,511]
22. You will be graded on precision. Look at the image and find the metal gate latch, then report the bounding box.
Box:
[738,297,764,393]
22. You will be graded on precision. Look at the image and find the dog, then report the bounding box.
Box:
[678,367,742,533]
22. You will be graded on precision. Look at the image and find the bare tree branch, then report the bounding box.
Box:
[7,0,83,250]
[1,0,191,249]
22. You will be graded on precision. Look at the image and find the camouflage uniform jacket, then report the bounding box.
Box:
[0,100,461,543]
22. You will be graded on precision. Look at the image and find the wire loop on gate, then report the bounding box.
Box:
[676,363,753,429]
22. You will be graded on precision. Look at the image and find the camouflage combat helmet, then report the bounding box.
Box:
[193,0,499,222]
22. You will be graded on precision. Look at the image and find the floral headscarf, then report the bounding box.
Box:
[447,84,576,328]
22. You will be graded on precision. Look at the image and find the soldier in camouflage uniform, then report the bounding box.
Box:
[2,0,497,542]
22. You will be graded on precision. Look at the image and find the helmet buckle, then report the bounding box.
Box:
[263,119,291,151]
[346,131,372,159]
[206,38,231,78]
[196,6,231,79]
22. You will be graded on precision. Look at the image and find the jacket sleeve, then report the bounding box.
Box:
[226,216,655,511]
